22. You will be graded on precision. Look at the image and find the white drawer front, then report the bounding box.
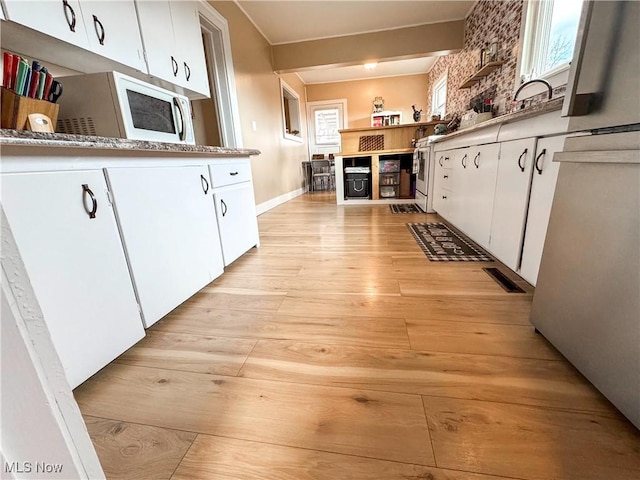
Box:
[209,162,252,188]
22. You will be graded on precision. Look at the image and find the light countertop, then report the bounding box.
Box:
[431,97,565,143]
[0,129,261,157]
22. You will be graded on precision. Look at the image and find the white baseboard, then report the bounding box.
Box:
[256,186,306,215]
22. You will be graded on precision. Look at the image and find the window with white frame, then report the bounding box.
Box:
[281,79,302,142]
[431,75,447,118]
[313,108,340,145]
[520,0,584,81]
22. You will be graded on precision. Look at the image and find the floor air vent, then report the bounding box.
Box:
[483,267,526,293]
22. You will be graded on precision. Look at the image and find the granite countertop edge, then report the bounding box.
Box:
[432,97,565,142]
[0,130,261,156]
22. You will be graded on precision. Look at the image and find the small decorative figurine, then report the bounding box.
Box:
[412,105,423,122]
[373,97,384,113]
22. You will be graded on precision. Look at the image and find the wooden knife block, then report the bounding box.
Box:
[1,87,59,131]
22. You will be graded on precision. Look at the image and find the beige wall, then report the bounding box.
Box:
[208,1,309,207]
[306,74,430,129]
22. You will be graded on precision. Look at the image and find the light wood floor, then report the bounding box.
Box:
[74,192,640,480]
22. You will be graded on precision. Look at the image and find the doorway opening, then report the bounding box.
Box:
[196,3,243,148]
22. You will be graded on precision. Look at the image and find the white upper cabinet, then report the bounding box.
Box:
[169,0,210,96]
[4,0,90,49]
[77,1,145,71]
[134,0,176,84]
[136,0,210,97]
[4,0,145,71]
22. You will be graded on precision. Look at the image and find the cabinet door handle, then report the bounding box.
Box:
[442,195,447,199]
[92,14,105,45]
[200,174,209,194]
[221,199,228,217]
[535,148,546,175]
[183,62,191,81]
[473,152,480,168]
[173,97,187,141]
[443,175,449,179]
[439,156,444,167]
[82,184,97,219]
[171,56,179,76]
[461,154,468,169]
[517,148,528,173]
[230,171,239,176]
[62,0,76,32]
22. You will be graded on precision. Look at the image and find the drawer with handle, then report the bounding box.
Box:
[209,161,252,188]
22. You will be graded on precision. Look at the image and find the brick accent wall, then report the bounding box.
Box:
[426,0,524,119]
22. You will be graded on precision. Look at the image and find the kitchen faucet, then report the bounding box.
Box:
[513,79,553,109]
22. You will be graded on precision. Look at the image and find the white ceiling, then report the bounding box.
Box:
[235,0,475,84]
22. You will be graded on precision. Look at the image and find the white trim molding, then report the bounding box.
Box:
[256,187,306,215]
[198,1,244,148]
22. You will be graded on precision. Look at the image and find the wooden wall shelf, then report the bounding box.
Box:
[459,61,505,89]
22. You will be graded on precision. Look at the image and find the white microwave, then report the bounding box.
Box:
[57,72,195,144]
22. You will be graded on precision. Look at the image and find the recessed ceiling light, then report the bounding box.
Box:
[364,62,378,70]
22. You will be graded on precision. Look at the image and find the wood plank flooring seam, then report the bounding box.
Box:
[420,393,438,470]
[169,431,446,472]
[236,340,259,378]
[168,432,198,480]
[419,393,621,420]
[105,362,244,384]
[82,414,205,438]
[234,368,613,419]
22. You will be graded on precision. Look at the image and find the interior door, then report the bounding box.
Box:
[307,100,347,157]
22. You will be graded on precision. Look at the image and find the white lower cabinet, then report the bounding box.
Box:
[432,127,566,284]
[211,176,259,266]
[438,144,499,250]
[488,138,537,270]
[519,135,565,285]
[432,150,454,219]
[1,170,144,388]
[448,147,470,228]
[106,165,224,327]
[468,143,500,248]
